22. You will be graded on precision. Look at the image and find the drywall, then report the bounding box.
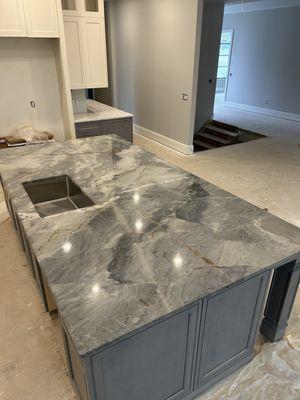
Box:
[194,1,225,132]
[224,5,300,117]
[0,38,65,141]
[107,0,202,152]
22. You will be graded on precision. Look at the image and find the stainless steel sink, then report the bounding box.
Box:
[23,175,94,217]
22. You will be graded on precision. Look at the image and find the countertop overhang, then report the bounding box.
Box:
[0,135,299,356]
[73,100,133,124]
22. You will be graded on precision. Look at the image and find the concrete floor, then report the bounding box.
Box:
[214,92,300,140]
[135,132,300,229]
[1,118,300,399]
[0,220,76,400]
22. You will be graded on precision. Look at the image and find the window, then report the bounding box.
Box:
[217,30,233,82]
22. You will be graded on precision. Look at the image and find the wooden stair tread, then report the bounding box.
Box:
[204,125,239,138]
[193,138,216,149]
[198,132,228,144]
[211,120,239,133]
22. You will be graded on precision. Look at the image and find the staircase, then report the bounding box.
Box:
[194,120,240,151]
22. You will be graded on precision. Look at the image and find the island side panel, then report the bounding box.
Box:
[194,271,270,392]
[63,330,90,400]
[261,260,300,342]
[75,117,133,142]
[105,118,133,143]
[83,305,200,400]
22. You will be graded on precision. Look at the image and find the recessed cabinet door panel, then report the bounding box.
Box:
[82,17,108,88]
[75,121,106,137]
[91,306,199,400]
[64,17,86,89]
[195,272,269,388]
[0,0,27,37]
[23,0,59,38]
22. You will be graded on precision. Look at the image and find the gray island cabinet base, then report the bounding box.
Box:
[261,261,300,342]
[75,118,133,143]
[63,271,270,400]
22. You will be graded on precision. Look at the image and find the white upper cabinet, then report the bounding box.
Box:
[0,0,60,38]
[23,0,59,38]
[61,0,103,17]
[0,0,27,37]
[62,0,108,89]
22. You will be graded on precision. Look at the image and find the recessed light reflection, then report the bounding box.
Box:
[173,253,183,269]
[92,284,100,294]
[133,193,140,204]
[135,219,143,232]
[62,241,72,253]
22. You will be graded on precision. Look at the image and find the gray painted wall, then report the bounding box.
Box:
[224,6,300,115]
[95,1,114,106]
[108,0,202,147]
[194,1,225,133]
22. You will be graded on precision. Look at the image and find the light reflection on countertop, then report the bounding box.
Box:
[0,135,299,357]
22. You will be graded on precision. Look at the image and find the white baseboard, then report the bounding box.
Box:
[134,124,194,155]
[224,101,300,122]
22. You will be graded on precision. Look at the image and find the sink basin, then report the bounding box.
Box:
[23,175,94,217]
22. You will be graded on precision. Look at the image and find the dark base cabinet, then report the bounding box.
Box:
[75,117,133,143]
[261,261,300,342]
[63,271,270,400]
[194,272,270,394]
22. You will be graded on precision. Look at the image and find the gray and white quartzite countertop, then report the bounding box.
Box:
[0,135,299,356]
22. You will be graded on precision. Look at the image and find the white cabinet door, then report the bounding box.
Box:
[0,0,27,37]
[82,17,108,88]
[64,16,86,89]
[23,0,59,38]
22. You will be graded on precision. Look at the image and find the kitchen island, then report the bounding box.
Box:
[0,135,299,400]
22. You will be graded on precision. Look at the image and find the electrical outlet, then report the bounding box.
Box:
[181,94,189,101]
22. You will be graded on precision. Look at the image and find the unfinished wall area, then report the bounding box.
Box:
[108,0,202,153]
[224,4,300,119]
[0,38,65,141]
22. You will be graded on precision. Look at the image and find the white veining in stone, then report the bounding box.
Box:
[73,100,133,123]
[0,135,299,356]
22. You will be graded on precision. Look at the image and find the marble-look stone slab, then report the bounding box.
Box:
[0,135,299,356]
[73,100,133,123]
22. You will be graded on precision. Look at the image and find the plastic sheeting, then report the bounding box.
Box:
[199,292,300,400]
[14,124,51,143]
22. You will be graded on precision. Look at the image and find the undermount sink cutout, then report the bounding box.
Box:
[23,175,94,217]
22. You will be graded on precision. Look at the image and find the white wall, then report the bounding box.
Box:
[108,0,202,153]
[224,5,300,119]
[0,38,65,141]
